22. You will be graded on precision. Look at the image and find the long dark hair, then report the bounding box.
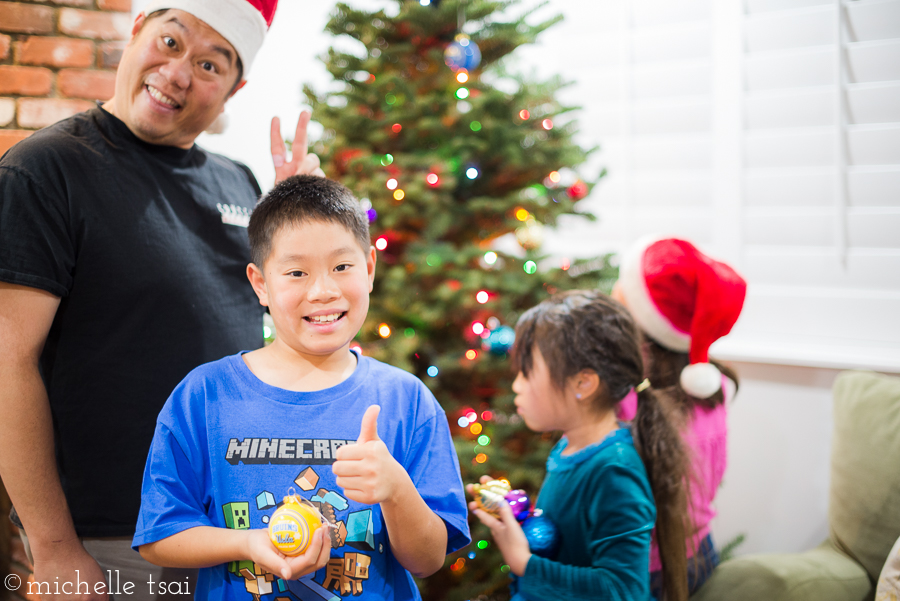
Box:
[644,338,740,412]
[512,290,690,601]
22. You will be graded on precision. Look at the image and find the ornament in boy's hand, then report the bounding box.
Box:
[268,495,325,556]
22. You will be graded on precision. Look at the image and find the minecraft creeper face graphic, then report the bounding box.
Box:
[223,502,251,530]
[222,502,253,578]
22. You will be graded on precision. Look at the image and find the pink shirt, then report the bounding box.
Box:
[617,376,731,571]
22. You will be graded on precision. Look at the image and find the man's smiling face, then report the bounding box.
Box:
[105,9,244,149]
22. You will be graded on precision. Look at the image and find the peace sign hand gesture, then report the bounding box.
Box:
[270,111,325,184]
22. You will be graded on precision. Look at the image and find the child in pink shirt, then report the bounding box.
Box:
[613,237,746,598]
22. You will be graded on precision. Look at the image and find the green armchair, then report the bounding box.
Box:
[692,370,900,601]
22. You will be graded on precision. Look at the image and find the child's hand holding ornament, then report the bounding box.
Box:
[467,476,560,577]
[246,524,330,581]
[468,490,532,576]
[247,493,331,581]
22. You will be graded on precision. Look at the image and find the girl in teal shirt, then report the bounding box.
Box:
[470,290,691,601]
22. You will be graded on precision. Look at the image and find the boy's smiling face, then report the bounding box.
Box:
[249,220,375,360]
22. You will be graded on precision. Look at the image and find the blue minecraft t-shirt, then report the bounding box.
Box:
[134,351,470,601]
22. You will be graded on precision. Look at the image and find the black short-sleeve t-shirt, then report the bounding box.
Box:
[0,106,265,536]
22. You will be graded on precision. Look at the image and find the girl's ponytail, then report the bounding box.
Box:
[633,384,690,601]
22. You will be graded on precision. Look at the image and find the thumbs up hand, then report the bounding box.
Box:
[357,404,381,443]
[332,405,405,505]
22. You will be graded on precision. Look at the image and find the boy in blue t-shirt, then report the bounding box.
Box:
[133,175,470,601]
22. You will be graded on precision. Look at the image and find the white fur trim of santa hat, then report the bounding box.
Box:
[680,362,723,399]
[143,0,268,73]
[617,235,691,352]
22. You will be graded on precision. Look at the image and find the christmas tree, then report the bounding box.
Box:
[304,1,616,598]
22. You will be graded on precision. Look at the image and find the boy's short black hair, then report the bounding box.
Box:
[248,175,370,268]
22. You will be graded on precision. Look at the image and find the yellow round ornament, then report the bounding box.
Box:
[268,495,323,556]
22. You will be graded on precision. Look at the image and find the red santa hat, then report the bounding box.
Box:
[617,236,747,398]
[142,0,277,74]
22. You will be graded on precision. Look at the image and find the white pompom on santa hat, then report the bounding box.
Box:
[142,0,278,74]
[617,236,747,399]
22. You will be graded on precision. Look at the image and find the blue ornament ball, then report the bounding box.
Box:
[522,514,560,558]
[485,325,515,356]
[444,34,481,72]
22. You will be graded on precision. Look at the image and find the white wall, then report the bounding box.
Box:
[713,363,838,555]
[132,0,900,558]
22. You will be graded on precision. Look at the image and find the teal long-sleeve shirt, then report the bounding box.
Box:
[518,427,656,601]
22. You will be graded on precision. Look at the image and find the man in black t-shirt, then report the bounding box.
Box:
[0,1,325,599]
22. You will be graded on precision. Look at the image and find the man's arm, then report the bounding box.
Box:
[0,282,108,599]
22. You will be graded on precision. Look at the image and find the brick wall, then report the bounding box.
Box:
[1,480,37,601]
[1,483,34,601]
[7,524,38,601]
[0,0,131,155]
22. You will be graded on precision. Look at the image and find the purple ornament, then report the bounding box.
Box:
[504,489,531,523]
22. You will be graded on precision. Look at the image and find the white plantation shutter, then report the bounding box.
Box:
[727,0,900,370]
[524,0,900,371]
[518,0,719,254]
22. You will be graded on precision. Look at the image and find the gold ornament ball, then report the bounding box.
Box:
[268,496,323,556]
[471,479,512,518]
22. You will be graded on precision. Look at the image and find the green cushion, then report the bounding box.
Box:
[691,542,871,601]
[830,371,900,582]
